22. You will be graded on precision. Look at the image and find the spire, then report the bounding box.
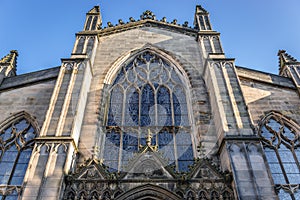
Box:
[0,50,18,77]
[194,5,212,30]
[83,6,102,30]
[278,50,300,76]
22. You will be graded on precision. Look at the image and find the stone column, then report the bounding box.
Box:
[22,57,93,200]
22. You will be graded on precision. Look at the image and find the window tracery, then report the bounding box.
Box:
[0,114,37,199]
[259,112,300,199]
[103,51,194,172]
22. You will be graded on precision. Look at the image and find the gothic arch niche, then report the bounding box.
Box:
[100,48,196,173]
[0,111,39,199]
[258,111,300,199]
[115,184,181,200]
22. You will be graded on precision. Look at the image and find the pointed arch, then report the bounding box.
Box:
[258,111,300,199]
[0,111,39,199]
[115,184,181,200]
[103,45,192,89]
[101,46,195,173]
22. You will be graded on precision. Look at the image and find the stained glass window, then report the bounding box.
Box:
[259,112,300,199]
[103,51,194,172]
[0,116,37,199]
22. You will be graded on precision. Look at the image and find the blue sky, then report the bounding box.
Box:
[1,0,299,75]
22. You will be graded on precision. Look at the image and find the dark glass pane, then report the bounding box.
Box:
[0,175,10,184]
[86,37,95,55]
[123,132,138,149]
[177,145,194,161]
[17,149,32,164]
[75,37,85,54]
[105,130,120,146]
[204,16,211,30]
[204,38,212,53]
[158,130,173,147]
[85,16,92,30]
[278,189,292,200]
[212,37,222,53]
[23,126,35,142]
[267,119,281,133]
[103,145,119,161]
[1,127,13,141]
[176,131,192,145]
[199,16,205,30]
[91,16,98,30]
[178,160,193,172]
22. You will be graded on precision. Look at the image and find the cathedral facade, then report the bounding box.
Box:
[0,5,299,200]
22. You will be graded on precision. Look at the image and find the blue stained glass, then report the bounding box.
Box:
[142,84,154,104]
[113,68,125,84]
[136,66,147,79]
[141,115,151,126]
[85,16,92,30]
[278,189,292,200]
[105,161,118,172]
[106,130,120,146]
[278,146,294,163]
[0,174,10,184]
[91,16,98,30]
[178,160,194,172]
[294,190,300,199]
[287,173,300,184]
[144,52,154,62]
[176,132,192,145]
[17,150,32,164]
[103,146,119,161]
[158,131,173,146]
[23,127,35,142]
[2,127,13,141]
[157,87,170,104]
[86,37,95,55]
[123,132,138,146]
[178,145,194,161]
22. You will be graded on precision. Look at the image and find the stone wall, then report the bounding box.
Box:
[0,67,59,127]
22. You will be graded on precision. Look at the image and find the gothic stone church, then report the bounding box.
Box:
[0,5,299,200]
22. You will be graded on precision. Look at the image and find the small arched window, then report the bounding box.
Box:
[0,112,38,199]
[75,37,85,54]
[91,16,98,30]
[259,112,300,199]
[85,16,92,30]
[203,37,212,55]
[86,37,95,56]
[212,37,222,53]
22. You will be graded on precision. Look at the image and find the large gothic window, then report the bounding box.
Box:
[0,113,37,199]
[259,112,300,199]
[103,51,194,172]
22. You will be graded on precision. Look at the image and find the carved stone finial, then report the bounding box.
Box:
[146,129,152,146]
[118,19,124,25]
[183,21,189,27]
[161,17,167,23]
[140,10,156,20]
[172,19,177,25]
[129,17,135,22]
[107,22,113,27]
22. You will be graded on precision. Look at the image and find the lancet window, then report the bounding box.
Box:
[103,51,194,172]
[259,112,300,200]
[0,114,37,199]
